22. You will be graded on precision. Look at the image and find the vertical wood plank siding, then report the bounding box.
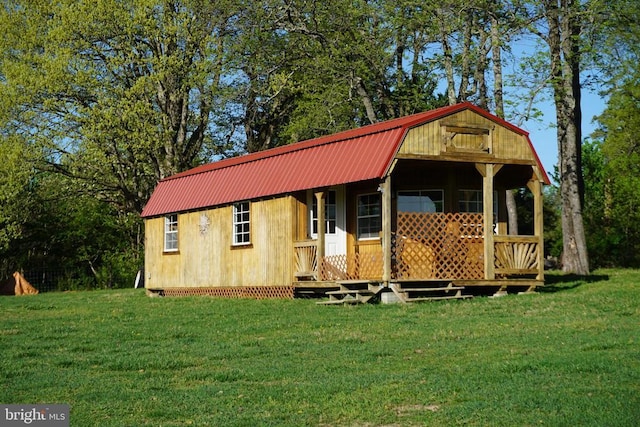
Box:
[400,111,533,162]
[145,196,297,289]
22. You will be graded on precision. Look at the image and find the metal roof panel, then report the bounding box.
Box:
[141,103,549,218]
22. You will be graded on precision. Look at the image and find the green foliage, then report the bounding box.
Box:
[3,0,636,283]
[1,270,639,425]
[541,185,563,259]
[235,0,447,149]
[588,71,640,267]
[0,135,34,256]
[581,139,613,267]
[0,0,239,213]
[0,164,141,288]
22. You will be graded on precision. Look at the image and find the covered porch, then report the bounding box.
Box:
[293,160,545,299]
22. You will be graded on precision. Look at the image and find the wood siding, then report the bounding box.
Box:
[145,196,299,289]
[400,110,536,164]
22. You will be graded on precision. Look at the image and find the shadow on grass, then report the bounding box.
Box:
[539,272,610,293]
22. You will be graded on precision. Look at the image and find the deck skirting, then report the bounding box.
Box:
[148,286,294,299]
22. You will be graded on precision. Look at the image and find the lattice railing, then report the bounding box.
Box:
[319,253,383,281]
[296,215,539,282]
[494,236,540,275]
[393,212,485,280]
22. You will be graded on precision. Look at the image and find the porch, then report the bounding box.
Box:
[293,211,543,290]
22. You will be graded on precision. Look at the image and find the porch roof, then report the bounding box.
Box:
[141,102,549,218]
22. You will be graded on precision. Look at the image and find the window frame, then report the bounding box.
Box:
[357,193,381,240]
[232,201,251,246]
[458,189,498,220]
[164,213,179,253]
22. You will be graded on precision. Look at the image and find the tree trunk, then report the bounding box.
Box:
[354,75,378,124]
[489,10,519,235]
[437,9,457,106]
[457,21,472,102]
[545,0,589,274]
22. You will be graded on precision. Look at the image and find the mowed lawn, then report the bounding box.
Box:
[1,270,639,426]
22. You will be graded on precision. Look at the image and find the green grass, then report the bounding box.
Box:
[1,269,639,426]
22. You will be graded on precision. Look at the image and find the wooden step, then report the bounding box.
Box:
[326,289,374,296]
[317,299,362,305]
[399,286,465,293]
[403,295,473,302]
[317,290,375,305]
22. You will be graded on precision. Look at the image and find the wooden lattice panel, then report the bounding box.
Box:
[320,255,349,280]
[394,212,485,280]
[319,253,383,281]
[356,251,384,280]
[160,286,294,299]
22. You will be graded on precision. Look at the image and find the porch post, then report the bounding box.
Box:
[527,177,545,281]
[381,175,392,284]
[314,190,326,277]
[476,163,498,280]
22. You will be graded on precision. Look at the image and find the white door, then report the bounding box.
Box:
[309,187,346,256]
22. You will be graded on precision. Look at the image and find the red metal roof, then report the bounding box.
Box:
[141,102,549,218]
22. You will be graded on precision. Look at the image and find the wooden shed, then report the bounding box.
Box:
[141,102,549,302]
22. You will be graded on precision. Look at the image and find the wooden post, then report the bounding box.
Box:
[527,178,545,281]
[314,190,326,278]
[476,163,497,280]
[381,175,392,284]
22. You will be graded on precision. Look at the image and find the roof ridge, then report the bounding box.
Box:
[162,105,463,182]
[165,122,405,181]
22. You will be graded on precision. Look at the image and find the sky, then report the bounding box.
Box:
[506,36,608,183]
[520,89,607,182]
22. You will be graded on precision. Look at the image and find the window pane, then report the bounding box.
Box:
[233,202,250,245]
[357,193,381,239]
[164,214,178,251]
[398,190,443,213]
[458,190,498,221]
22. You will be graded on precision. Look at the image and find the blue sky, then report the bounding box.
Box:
[521,89,606,182]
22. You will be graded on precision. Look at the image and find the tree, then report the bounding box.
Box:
[0,0,244,285]
[0,0,239,214]
[592,73,640,267]
[525,0,589,274]
[236,0,448,147]
[0,135,37,276]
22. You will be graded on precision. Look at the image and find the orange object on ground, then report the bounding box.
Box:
[0,272,39,295]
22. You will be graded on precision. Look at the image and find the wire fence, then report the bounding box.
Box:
[5,265,143,293]
[22,269,72,293]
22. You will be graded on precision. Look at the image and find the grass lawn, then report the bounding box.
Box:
[1,269,639,426]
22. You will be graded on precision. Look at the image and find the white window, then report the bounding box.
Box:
[164,214,179,252]
[397,190,444,213]
[233,201,251,245]
[357,193,381,239]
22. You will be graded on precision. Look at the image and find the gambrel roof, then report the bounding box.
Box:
[141,102,549,218]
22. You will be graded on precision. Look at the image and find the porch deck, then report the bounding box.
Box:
[294,212,543,295]
[294,277,542,304]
